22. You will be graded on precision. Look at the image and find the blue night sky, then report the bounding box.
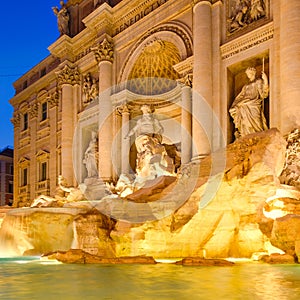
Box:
[0,1,61,149]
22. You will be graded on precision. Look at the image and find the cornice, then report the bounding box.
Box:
[220,22,273,60]
[83,3,113,35]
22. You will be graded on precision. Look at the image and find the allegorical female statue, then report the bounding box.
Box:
[83,131,99,178]
[229,66,269,139]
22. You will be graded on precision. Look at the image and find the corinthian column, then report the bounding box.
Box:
[180,74,193,164]
[92,38,114,182]
[279,0,300,133]
[56,65,80,185]
[120,104,130,174]
[192,0,213,160]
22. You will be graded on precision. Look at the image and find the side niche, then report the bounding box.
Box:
[227,54,269,142]
[226,0,270,38]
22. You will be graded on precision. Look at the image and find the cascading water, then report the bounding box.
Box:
[0,207,80,257]
[0,208,33,257]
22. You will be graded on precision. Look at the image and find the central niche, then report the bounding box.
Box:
[127,39,180,95]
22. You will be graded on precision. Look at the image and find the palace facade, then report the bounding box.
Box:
[10,0,300,206]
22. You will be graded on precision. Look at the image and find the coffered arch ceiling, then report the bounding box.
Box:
[127,39,181,95]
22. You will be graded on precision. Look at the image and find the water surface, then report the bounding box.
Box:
[1,257,300,299]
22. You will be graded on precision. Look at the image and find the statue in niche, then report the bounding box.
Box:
[228,0,266,33]
[83,131,99,178]
[52,1,70,36]
[229,66,269,139]
[82,73,98,105]
[125,105,175,186]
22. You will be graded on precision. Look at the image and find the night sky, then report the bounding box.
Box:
[0,1,60,149]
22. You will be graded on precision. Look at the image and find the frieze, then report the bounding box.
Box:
[56,65,80,86]
[221,22,273,60]
[92,38,114,63]
[113,0,170,36]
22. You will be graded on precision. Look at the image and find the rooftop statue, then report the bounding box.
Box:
[229,66,269,139]
[52,1,70,36]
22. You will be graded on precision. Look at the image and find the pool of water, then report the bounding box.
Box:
[1,257,300,299]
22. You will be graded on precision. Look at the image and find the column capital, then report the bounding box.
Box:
[92,38,114,63]
[48,91,60,109]
[117,103,130,115]
[193,0,212,7]
[178,73,193,88]
[29,103,39,119]
[56,65,80,87]
[11,112,21,127]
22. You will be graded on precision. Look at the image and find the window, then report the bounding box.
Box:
[10,164,13,175]
[41,102,48,121]
[40,68,46,77]
[23,113,28,130]
[22,168,28,186]
[8,181,13,194]
[40,162,47,181]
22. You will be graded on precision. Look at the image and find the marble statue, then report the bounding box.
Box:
[31,175,85,207]
[123,105,175,189]
[125,104,163,142]
[229,66,269,139]
[83,73,98,105]
[83,131,99,178]
[52,1,70,36]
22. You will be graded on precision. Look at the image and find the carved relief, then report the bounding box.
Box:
[56,65,80,86]
[92,38,114,63]
[227,0,267,35]
[82,73,99,105]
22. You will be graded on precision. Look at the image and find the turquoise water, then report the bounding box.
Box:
[1,257,300,300]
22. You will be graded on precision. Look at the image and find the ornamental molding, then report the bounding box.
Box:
[220,22,273,60]
[91,38,114,63]
[56,65,80,86]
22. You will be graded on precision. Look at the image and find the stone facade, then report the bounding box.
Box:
[9,0,300,206]
[0,148,13,206]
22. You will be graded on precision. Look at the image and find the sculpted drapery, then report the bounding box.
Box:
[229,67,269,138]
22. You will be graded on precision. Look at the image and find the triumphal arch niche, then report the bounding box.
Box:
[74,27,194,195]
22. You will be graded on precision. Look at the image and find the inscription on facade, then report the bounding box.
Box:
[114,0,170,36]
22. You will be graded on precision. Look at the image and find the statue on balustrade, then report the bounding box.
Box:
[52,1,70,36]
[83,131,99,178]
[229,66,269,139]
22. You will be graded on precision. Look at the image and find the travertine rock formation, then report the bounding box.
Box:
[1,128,300,262]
